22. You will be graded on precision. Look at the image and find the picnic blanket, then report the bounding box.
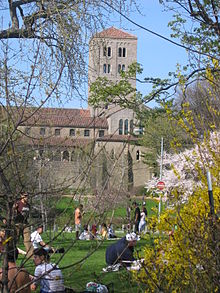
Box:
[102,259,144,273]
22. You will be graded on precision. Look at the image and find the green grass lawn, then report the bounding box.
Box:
[51,197,160,229]
[9,197,159,292]
[16,232,152,292]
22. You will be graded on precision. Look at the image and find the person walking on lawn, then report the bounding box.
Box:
[133,201,141,234]
[139,203,147,233]
[74,204,83,240]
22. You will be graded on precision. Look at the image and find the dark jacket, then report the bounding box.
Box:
[14,201,30,224]
[105,237,135,265]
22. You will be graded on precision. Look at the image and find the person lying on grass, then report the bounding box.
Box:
[105,232,140,267]
[31,248,65,293]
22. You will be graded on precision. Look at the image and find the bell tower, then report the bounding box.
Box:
[88,27,137,135]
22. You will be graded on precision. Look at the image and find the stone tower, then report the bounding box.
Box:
[88,27,138,135]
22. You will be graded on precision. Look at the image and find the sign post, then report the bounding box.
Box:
[158,137,164,220]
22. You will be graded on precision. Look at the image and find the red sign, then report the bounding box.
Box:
[157,181,165,191]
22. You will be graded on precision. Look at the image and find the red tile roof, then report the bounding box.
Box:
[19,107,108,129]
[94,27,137,39]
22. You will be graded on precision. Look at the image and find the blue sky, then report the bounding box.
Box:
[0,1,188,110]
[65,0,189,109]
[111,0,189,107]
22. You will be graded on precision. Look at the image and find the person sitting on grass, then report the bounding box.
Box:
[79,225,90,240]
[31,224,64,254]
[31,248,65,293]
[105,232,140,267]
[0,248,31,292]
[100,223,108,239]
[90,224,97,239]
[107,224,117,239]
[31,224,53,253]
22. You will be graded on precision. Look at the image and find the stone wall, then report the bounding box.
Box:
[31,141,151,194]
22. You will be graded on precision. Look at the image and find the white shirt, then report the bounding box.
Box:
[31,230,43,249]
[140,211,146,222]
[34,262,65,292]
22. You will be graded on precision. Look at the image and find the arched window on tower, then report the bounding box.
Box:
[103,64,107,73]
[123,47,126,57]
[130,120,134,134]
[122,64,125,71]
[107,47,111,57]
[118,47,122,57]
[119,119,123,135]
[124,119,128,135]
[103,46,107,56]
[118,64,121,73]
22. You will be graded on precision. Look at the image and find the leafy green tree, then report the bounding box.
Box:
[140,107,192,175]
[162,0,220,57]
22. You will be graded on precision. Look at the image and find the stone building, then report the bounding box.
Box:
[18,27,151,193]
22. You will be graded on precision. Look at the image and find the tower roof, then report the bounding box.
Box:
[94,27,137,39]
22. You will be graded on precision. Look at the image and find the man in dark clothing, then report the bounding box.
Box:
[133,202,141,233]
[14,193,33,257]
[106,232,140,266]
[142,202,148,217]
